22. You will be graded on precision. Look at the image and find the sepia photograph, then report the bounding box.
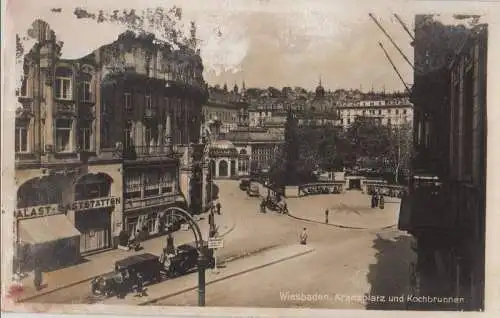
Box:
[1,0,497,316]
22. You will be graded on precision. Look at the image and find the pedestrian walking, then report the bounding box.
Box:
[299,228,308,245]
[325,209,329,224]
[216,199,221,215]
[135,273,147,297]
[371,193,377,208]
[379,194,385,209]
[374,191,379,207]
[33,258,43,291]
[260,198,266,213]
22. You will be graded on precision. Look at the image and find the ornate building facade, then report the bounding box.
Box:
[13,22,207,272]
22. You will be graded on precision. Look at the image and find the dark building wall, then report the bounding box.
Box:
[403,15,487,311]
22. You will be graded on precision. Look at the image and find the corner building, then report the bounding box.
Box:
[13,23,207,272]
[14,21,123,271]
[98,32,207,239]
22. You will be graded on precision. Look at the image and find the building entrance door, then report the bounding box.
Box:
[75,208,111,253]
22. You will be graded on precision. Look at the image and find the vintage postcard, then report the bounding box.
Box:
[1,0,499,317]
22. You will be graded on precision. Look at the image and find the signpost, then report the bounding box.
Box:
[208,237,224,274]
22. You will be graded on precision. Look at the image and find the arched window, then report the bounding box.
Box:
[55,67,73,100]
[17,176,63,208]
[75,173,113,201]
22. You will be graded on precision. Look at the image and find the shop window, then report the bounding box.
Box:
[78,120,92,151]
[55,119,73,152]
[15,120,29,153]
[17,176,63,208]
[80,73,93,102]
[55,67,73,100]
[75,174,112,200]
[147,213,157,233]
[126,217,138,236]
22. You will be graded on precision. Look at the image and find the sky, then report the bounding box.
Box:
[5,0,492,92]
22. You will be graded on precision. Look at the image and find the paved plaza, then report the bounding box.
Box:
[11,180,415,310]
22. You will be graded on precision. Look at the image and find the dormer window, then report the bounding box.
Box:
[55,67,73,100]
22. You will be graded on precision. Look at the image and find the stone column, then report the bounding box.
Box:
[165,112,173,154]
[215,159,219,178]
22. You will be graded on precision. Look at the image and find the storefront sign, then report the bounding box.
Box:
[14,197,122,219]
[72,197,121,211]
[14,204,63,220]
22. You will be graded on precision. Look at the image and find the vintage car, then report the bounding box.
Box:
[246,182,260,197]
[91,253,163,297]
[239,178,251,191]
[164,243,215,277]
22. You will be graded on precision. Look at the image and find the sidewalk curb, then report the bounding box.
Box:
[286,212,397,230]
[138,247,316,306]
[17,211,237,304]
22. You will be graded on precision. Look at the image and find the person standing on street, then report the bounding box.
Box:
[299,228,308,245]
[379,194,385,209]
[166,233,175,255]
[325,209,329,224]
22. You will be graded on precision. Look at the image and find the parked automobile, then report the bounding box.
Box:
[247,182,260,197]
[90,253,163,297]
[164,242,215,277]
[239,178,251,191]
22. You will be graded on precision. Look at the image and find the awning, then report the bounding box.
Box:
[19,214,81,245]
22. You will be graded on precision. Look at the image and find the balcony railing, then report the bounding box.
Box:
[123,146,175,159]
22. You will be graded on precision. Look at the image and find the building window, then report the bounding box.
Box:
[78,120,92,151]
[124,93,132,111]
[124,121,133,150]
[55,67,73,100]
[403,109,407,115]
[387,118,392,126]
[15,120,29,153]
[160,170,173,194]
[55,119,73,152]
[396,109,399,115]
[80,73,92,102]
[378,110,382,115]
[125,170,141,199]
[388,109,392,114]
[145,95,152,109]
[144,170,160,197]
[101,119,110,148]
